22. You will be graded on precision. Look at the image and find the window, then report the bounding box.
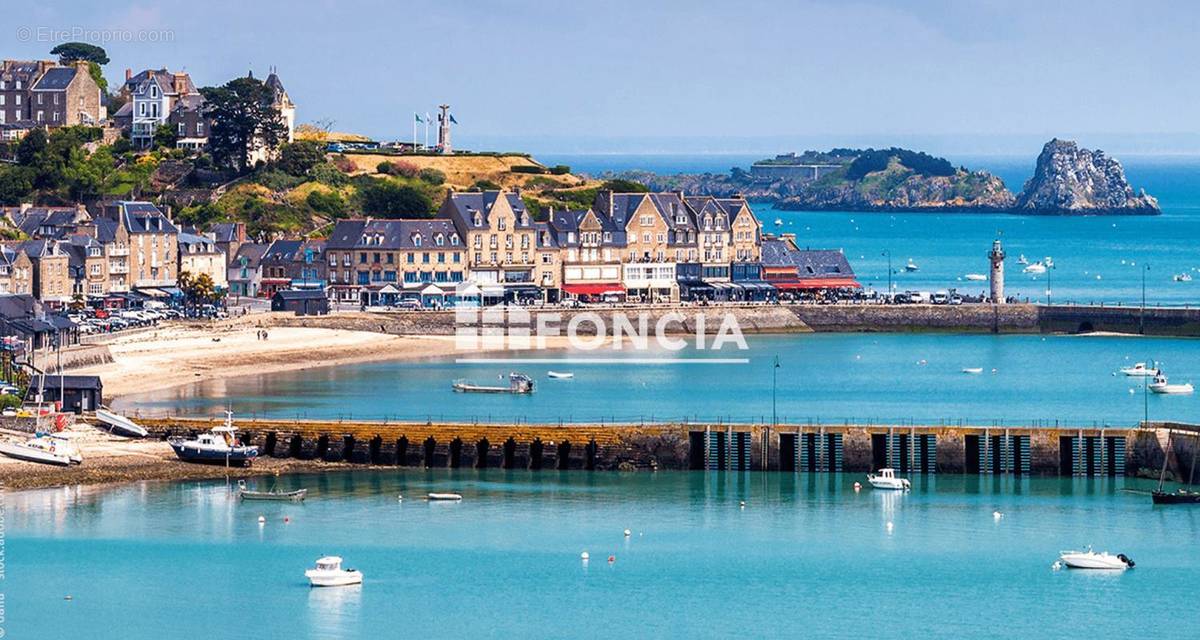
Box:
[657,233,665,243]
[435,234,444,246]
[406,253,414,264]
[196,122,204,136]
[642,233,650,243]
[412,234,421,247]
[498,218,506,231]
[37,94,43,105]
[373,252,381,264]
[437,253,445,264]
[357,271,369,285]
[422,253,430,264]
[386,253,394,264]
[329,253,337,266]
[473,213,482,226]
[359,252,367,264]
[450,234,459,246]
[178,122,185,136]
[453,253,461,263]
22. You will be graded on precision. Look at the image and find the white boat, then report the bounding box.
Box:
[1058,548,1134,570]
[1149,373,1194,395]
[547,371,574,379]
[1023,262,1047,274]
[964,274,987,282]
[904,259,919,272]
[427,492,463,501]
[1173,273,1192,282]
[95,408,148,438]
[866,468,910,490]
[305,556,363,587]
[1017,254,1029,265]
[962,367,984,374]
[1044,256,1055,268]
[773,218,783,226]
[167,413,259,465]
[1119,362,1158,377]
[0,435,74,466]
[47,433,83,464]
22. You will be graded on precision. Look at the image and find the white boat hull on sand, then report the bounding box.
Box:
[0,440,72,466]
[95,409,148,438]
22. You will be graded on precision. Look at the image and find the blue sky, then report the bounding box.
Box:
[5,1,1200,154]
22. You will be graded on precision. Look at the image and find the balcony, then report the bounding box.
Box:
[108,264,129,274]
[107,246,130,257]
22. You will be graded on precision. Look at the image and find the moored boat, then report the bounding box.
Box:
[1023,262,1047,274]
[452,373,534,394]
[1058,548,1134,570]
[866,468,910,490]
[0,435,75,466]
[168,412,258,466]
[1151,489,1200,504]
[236,479,306,501]
[428,492,463,501]
[1173,273,1193,282]
[962,367,984,374]
[547,371,574,379]
[95,408,148,438]
[964,273,987,282]
[1119,362,1157,377]
[1149,373,1193,395]
[305,556,363,587]
[904,259,919,272]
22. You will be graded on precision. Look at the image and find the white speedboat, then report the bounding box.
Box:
[1023,262,1047,274]
[1058,548,1134,570]
[47,433,83,464]
[95,408,148,438]
[305,556,363,587]
[904,259,919,272]
[547,371,574,379]
[773,218,783,226]
[1149,373,1194,395]
[962,367,984,374]
[427,492,463,501]
[0,435,75,466]
[1017,254,1029,265]
[964,274,987,282]
[1173,273,1192,282]
[167,412,259,465]
[1119,362,1157,377]
[866,468,910,490]
[1044,256,1055,268]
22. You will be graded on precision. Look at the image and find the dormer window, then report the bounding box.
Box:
[150,85,158,98]
[520,214,529,226]
[435,234,444,246]
[498,218,506,231]
[473,213,482,226]
[449,234,460,246]
[412,234,422,247]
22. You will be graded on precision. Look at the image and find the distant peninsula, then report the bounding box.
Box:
[606,140,1159,216]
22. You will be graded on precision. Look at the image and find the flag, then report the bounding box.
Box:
[426,112,433,124]
[449,114,458,124]
[414,113,423,123]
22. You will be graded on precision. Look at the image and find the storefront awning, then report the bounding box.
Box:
[481,284,505,296]
[455,283,482,297]
[562,283,624,296]
[420,284,444,295]
[772,278,862,290]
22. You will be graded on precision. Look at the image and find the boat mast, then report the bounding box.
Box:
[1157,429,1173,492]
[1188,433,1198,487]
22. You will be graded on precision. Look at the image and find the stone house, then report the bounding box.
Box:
[547,207,625,300]
[325,218,466,306]
[0,245,33,295]
[65,235,108,298]
[441,191,537,291]
[178,232,228,290]
[1,60,103,128]
[11,239,71,304]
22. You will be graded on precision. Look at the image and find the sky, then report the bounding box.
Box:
[5,0,1200,154]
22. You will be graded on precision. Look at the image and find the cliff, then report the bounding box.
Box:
[1013,139,1159,215]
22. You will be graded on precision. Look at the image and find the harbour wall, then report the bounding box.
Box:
[246,303,1200,337]
[137,417,1194,478]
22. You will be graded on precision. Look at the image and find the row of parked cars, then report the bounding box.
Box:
[68,305,184,335]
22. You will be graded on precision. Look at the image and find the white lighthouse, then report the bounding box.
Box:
[988,238,1005,304]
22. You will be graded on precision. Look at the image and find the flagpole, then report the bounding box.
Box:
[413,114,417,152]
[424,116,429,151]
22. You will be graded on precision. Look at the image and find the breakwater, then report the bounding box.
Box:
[249,303,1200,337]
[137,417,1197,478]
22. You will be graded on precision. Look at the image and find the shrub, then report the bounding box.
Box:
[550,165,570,175]
[470,179,502,192]
[311,162,349,187]
[418,167,446,185]
[277,140,326,176]
[306,189,347,217]
[377,160,419,177]
[357,179,433,217]
[254,169,304,191]
[330,154,357,174]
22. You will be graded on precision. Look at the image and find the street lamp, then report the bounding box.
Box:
[772,355,780,428]
[1141,263,1149,335]
[881,250,892,298]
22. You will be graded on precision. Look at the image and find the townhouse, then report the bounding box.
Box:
[0,245,34,295]
[114,68,206,149]
[228,243,269,298]
[546,207,625,301]
[259,239,304,298]
[325,218,466,307]
[64,235,108,298]
[102,201,178,290]
[0,60,103,133]
[440,191,538,301]
[9,239,71,305]
[177,232,228,289]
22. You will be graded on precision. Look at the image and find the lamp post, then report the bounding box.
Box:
[1141,263,1149,335]
[881,250,892,298]
[772,355,780,429]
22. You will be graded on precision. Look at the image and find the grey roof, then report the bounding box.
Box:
[265,72,286,96]
[209,223,240,243]
[178,232,217,252]
[443,191,532,231]
[0,61,45,84]
[262,239,303,264]
[13,207,81,238]
[31,375,101,391]
[172,93,206,114]
[326,219,461,250]
[94,217,119,243]
[117,202,178,234]
[0,294,38,319]
[125,69,193,97]
[760,239,854,277]
[274,289,326,301]
[31,67,76,91]
[232,243,270,268]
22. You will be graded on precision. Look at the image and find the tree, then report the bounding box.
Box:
[471,179,501,192]
[153,124,177,150]
[68,293,86,312]
[306,190,346,218]
[16,129,47,166]
[357,179,432,217]
[418,168,446,185]
[277,140,325,176]
[200,76,286,173]
[600,178,649,193]
[0,166,34,205]
[50,42,109,65]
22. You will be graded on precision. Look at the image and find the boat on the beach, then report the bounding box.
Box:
[0,434,76,466]
[95,408,148,438]
[168,412,259,466]
[428,492,463,501]
[1149,372,1194,395]
[1023,262,1047,274]
[452,373,534,394]
[904,259,919,272]
[1058,548,1134,570]
[305,556,363,587]
[1120,362,1158,377]
[236,479,306,501]
[547,371,574,379]
[866,468,910,490]
[964,273,987,282]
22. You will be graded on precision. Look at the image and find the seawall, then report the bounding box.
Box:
[138,417,1191,478]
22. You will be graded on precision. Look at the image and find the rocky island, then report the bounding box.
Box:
[608,140,1158,216]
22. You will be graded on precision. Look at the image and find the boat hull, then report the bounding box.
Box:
[1152,490,1200,505]
[95,410,148,438]
[0,442,71,466]
[169,441,258,466]
[1059,552,1132,570]
[239,488,307,501]
[306,570,363,587]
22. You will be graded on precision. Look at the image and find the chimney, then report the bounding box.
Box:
[173,72,188,95]
[125,68,132,81]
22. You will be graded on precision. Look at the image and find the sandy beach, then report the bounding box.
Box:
[71,321,566,400]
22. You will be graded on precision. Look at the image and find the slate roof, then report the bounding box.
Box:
[116,202,178,234]
[760,239,854,277]
[31,67,76,91]
[443,192,532,230]
[125,69,194,97]
[0,61,45,84]
[31,375,101,391]
[261,239,303,265]
[231,243,269,269]
[12,207,82,238]
[209,223,240,243]
[178,232,218,252]
[327,219,462,250]
[274,289,326,301]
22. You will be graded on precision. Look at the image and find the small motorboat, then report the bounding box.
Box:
[1058,548,1134,570]
[46,433,82,464]
[1044,256,1055,268]
[1173,273,1192,282]
[1151,488,1200,504]
[427,492,463,501]
[305,556,363,587]
[95,408,148,438]
[1017,254,1029,265]
[1023,262,1047,274]
[962,367,984,374]
[1119,362,1157,377]
[1149,373,1194,395]
[773,218,783,226]
[168,412,259,466]
[0,435,75,466]
[964,273,987,282]
[904,259,919,272]
[452,373,534,394]
[866,468,911,490]
[547,371,574,379]
[236,479,307,502]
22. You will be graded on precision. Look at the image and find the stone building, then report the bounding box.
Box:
[0,60,103,129]
[0,245,34,295]
[441,191,537,298]
[178,232,228,290]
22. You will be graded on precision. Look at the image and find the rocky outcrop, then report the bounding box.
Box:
[775,169,1015,212]
[1013,139,1160,215]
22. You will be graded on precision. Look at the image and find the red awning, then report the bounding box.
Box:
[562,283,625,295]
[772,278,862,290]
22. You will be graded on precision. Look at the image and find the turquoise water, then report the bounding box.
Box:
[8,470,1198,639]
[544,154,1200,306]
[115,333,1200,426]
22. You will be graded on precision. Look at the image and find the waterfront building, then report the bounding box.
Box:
[8,239,71,305]
[271,289,328,316]
[0,59,103,129]
[441,190,538,302]
[547,207,625,301]
[64,235,109,298]
[326,218,466,307]
[208,222,247,267]
[177,232,228,290]
[761,234,860,295]
[227,243,269,298]
[29,374,102,414]
[533,222,562,301]
[594,191,678,302]
[288,239,327,290]
[259,239,304,298]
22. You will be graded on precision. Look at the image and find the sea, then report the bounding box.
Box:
[14,153,1200,639]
